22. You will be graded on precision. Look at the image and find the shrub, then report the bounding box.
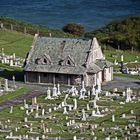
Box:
[63,23,84,36]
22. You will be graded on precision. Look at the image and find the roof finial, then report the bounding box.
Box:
[49,33,52,37]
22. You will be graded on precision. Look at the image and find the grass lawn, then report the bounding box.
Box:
[0,87,30,103]
[114,73,140,80]
[0,29,33,58]
[104,49,140,63]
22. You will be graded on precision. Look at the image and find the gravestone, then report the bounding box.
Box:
[112,115,115,122]
[57,83,61,95]
[4,79,8,91]
[32,97,37,106]
[12,75,16,88]
[82,109,86,121]
[73,99,77,110]
[45,87,51,100]
[9,106,13,114]
[63,107,68,114]
[52,84,57,97]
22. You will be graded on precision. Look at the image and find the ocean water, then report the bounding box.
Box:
[0,0,140,31]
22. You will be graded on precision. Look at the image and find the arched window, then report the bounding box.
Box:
[43,58,47,64]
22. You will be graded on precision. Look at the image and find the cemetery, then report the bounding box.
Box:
[0,79,139,139]
[0,28,140,140]
[0,48,24,68]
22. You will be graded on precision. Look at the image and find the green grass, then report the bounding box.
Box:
[104,49,140,63]
[0,30,33,58]
[94,101,140,124]
[0,63,22,71]
[114,73,140,80]
[0,87,30,103]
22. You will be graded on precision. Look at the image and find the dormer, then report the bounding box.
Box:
[60,55,75,66]
[35,54,52,65]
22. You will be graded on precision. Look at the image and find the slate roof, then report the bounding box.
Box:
[95,59,113,69]
[24,37,112,75]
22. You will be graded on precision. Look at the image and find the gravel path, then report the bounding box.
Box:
[102,76,140,90]
[0,90,44,111]
[0,76,139,111]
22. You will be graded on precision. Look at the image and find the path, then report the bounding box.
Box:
[0,76,139,111]
[0,90,44,111]
[102,76,140,90]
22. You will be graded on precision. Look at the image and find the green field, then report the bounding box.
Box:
[0,30,33,58]
[0,87,30,103]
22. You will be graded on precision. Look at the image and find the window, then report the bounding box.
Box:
[66,60,71,65]
[35,54,52,65]
[43,58,47,64]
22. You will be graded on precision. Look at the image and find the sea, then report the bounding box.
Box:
[0,0,140,31]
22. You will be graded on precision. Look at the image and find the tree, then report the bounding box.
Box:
[62,23,84,36]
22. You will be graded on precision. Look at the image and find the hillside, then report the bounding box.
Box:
[85,16,140,51]
[0,16,76,38]
[0,30,33,58]
[0,29,140,64]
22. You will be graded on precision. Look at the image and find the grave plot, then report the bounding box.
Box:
[0,48,25,67]
[0,82,139,140]
[0,76,21,102]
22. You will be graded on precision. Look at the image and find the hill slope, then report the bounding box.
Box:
[85,16,140,51]
[0,16,76,38]
[0,30,33,58]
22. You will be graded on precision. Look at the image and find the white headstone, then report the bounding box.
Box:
[45,87,51,100]
[92,110,96,116]
[49,108,52,113]
[126,88,132,102]
[4,79,8,91]
[26,110,29,115]
[112,115,115,122]
[52,84,57,97]
[13,53,16,60]
[81,109,86,121]
[9,106,13,114]
[24,117,28,122]
[63,107,68,114]
[96,106,100,115]
[73,99,77,110]
[121,55,124,62]
[87,104,90,110]
[73,136,77,140]
[57,84,61,95]
[42,109,45,116]
[93,100,97,108]
[64,94,68,106]
[10,59,14,66]
[12,75,16,88]
[92,84,96,95]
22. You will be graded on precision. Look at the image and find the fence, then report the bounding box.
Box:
[0,22,51,36]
